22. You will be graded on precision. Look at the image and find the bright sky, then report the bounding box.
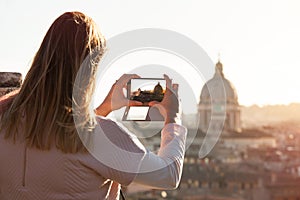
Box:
[1,0,300,107]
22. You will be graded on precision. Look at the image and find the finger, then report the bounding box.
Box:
[163,74,175,96]
[172,83,179,96]
[148,100,160,107]
[118,74,140,85]
[116,74,140,90]
[163,74,172,89]
[148,102,166,118]
[128,100,143,107]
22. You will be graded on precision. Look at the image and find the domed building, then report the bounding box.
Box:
[153,82,163,95]
[198,60,241,133]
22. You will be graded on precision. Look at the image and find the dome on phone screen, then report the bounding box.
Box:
[154,82,163,95]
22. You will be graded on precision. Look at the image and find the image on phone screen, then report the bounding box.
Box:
[128,78,166,104]
[122,78,166,121]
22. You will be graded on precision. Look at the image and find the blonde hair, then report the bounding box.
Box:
[0,12,106,153]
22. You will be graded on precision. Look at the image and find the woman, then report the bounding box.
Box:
[0,12,187,200]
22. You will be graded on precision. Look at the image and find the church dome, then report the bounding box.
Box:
[154,82,163,95]
[200,61,238,104]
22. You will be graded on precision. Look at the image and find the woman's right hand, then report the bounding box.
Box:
[149,74,181,125]
[95,74,143,117]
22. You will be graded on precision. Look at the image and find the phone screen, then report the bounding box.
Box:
[128,78,166,103]
[122,78,166,121]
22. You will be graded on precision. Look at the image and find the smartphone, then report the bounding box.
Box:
[122,78,166,121]
[127,78,166,104]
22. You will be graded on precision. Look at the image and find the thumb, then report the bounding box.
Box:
[128,100,143,107]
[148,101,160,107]
[148,101,167,118]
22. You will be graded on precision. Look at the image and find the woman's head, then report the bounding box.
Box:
[0,11,106,153]
[30,11,105,102]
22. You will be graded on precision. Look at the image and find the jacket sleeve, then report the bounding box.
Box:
[89,116,187,188]
[133,123,187,189]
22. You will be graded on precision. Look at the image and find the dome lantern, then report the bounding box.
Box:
[215,60,224,77]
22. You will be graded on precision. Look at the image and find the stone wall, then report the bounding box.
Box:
[0,72,22,97]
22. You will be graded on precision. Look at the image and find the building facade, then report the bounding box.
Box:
[198,60,241,133]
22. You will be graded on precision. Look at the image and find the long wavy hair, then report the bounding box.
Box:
[0,12,106,153]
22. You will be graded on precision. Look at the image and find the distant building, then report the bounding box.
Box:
[198,60,241,133]
[196,60,276,149]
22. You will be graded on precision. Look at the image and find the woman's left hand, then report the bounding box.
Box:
[95,74,143,116]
